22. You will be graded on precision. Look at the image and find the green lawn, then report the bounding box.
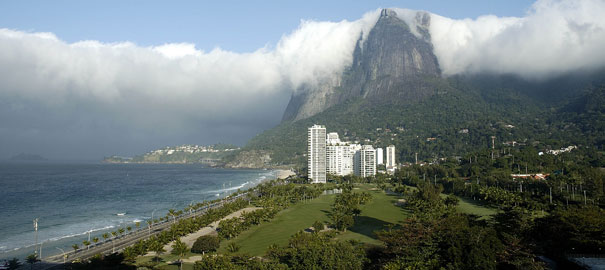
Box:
[219,184,408,256]
[405,184,498,217]
[138,183,498,265]
[454,196,498,217]
[136,252,196,270]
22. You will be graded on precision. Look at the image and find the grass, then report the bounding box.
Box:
[405,184,498,218]
[454,196,498,217]
[136,251,197,270]
[135,183,498,266]
[218,184,408,256]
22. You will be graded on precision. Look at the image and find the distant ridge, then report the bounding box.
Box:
[10,153,47,161]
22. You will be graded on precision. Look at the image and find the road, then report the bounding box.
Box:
[39,193,247,268]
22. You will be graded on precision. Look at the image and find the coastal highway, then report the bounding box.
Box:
[40,193,247,268]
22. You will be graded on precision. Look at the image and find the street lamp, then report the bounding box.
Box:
[33,218,39,256]
[55,247,66,264]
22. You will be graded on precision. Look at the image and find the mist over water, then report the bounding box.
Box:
[0,162,274,260]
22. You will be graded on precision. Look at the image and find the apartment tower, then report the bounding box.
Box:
[308,125,327,183]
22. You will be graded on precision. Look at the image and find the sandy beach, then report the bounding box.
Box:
[274,169,296,180]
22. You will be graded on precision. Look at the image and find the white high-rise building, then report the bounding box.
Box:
[308,125,327,183]
[386,145,396,168]
[326,132,358,176]
[355,145,376,177]
[376,148,384,165]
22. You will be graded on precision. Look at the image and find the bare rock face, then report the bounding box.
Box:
[224,150,272,169]
[282,9,441,122]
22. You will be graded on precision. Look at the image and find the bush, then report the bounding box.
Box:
[191,235,220,254]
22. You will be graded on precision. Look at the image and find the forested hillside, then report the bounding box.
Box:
[227,77,605,168]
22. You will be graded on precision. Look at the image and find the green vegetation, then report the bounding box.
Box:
[218,192,334,255]
[219,184,408,255]
[191,235,219,254]
[233,80,605,169]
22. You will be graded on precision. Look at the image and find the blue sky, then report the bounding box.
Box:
[0,0,535,52]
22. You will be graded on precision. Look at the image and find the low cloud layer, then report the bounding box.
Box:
[1,0,605,159]
[0,12,381,159]
[424,0,605,77]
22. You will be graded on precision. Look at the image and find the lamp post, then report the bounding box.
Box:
[55,247,66,264]
[33,218,39,256]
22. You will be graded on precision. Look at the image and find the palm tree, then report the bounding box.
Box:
[25,254,38,270]
[149,240,165,262]
[118,228,125,236]
[102,232,109,243]
[171,239,188,270]
[72,244,79,252]
[168,209,177,224]
[110,231,118,253]
[135,222,140,230]
[83,240,91,250]
[126,226,132,234]
[92,237,99,246]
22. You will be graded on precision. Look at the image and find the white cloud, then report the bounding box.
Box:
[0,11,381,158]
[1,0,605,158]
[424,0,605,77]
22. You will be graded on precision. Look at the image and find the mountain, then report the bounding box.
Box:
[282,9,440,122]
[223,9,605,169]
[9,153,47,161]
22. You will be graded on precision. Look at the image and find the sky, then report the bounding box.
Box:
[1,0,604,160]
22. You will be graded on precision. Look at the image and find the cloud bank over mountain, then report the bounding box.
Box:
[0,0,604,158]
[424,0,605,77]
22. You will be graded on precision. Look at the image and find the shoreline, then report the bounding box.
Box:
[0,167,285,261]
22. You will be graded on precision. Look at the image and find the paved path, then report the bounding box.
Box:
[153,207,261,255]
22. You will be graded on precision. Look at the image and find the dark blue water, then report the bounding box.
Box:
[0,162,274,259]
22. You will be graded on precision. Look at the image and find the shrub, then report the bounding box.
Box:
[191,235,220,254]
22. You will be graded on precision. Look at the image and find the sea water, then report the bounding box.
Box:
[0,162,274,260]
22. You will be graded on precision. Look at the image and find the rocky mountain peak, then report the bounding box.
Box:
[282,10,441,122]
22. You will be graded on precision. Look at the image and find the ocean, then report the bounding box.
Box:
[0,162,274,260]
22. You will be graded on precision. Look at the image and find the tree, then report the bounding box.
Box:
[329,190,372,231]
[191,235,220,254]
[83,240,91,250]
[193,254,235,270]
[118,227,125,236]
[135,222,141,230]
[25,254,39,270]
[102,232,109,242]
[149,240,166,262]
[92,237,99,245]
[127,226,132,233]
[226,243,240,253]
[312,220,324,233]
[266,231,366,270]
[6,258,21,270]
[72,244,79,252]
[171,239,189,270]
[169,209,178,224]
